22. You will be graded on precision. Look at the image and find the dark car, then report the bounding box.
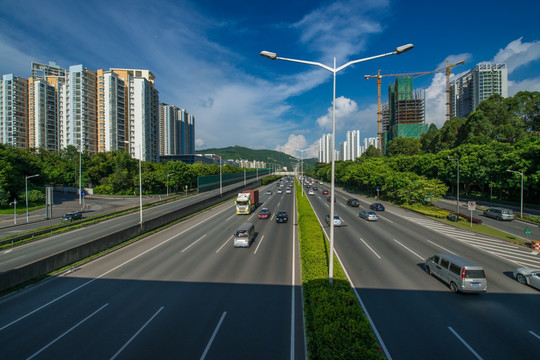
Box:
[258,208,271,219]
[313,186,318,191]
[347,198,360,207]
[322,190,329,195]
[326,196,336,202]
[61,211,82,222]
[276,211,288,223]
[370,203,385,211]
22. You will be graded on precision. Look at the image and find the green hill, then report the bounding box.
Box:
[196,145,317,171]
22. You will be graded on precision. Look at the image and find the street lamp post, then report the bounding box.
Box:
[261,44,413,283]
[166,173,172,196]
[507,169,524,219]
[25,174,40,223]
[293,146,315,196]
[448,157,460,216]
[10,199,17,225]
[124,141,143,224]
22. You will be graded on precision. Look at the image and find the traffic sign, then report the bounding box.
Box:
[468,201,476,210]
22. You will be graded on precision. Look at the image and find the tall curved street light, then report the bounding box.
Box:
[261,44,414,283]
[506,169,524,219]
[293,146,316,196]
[25,174,40,223]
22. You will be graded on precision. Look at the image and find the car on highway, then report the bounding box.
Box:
[286,188,292,194]
[277,188,283,194]
[313,186,318,191]
[358,210,378,221]
[326,196,336,202]
[61,211,83,222]
[276,211,288,223]
[325,214,344,226]
[266,190,272,195]
[322,190,329,195]
[308,189,315,195]
[370,203,385,211]
[425,253,487,293]
[233,223,255,248]
[513,268,540,290]
[346,198,360,207]
[258,208,271,219]
[483,207,515,221]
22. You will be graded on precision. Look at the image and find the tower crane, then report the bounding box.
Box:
[364,60,465,149]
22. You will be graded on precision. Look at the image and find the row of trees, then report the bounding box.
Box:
[307,92,540,205]
[0,146,245,208]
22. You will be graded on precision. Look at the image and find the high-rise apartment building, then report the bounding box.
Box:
[57,65,98,154]
[28,77,57,150]
[159,104,196,156]
[97,70,126,153]
[180,109,195,154]
[318,133,332,163]
[110,68,159,162]
[450,63,508,119]
[1,74,28,148]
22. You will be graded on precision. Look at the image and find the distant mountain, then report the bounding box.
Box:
[196,145,317,171]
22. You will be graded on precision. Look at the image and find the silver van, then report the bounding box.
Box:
[233,223,255,248]
[425,253,487,293]
[483,207,515,221]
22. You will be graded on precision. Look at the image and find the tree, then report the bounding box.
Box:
[359,145,382,159]
[387,137,422,156]
[420,123,440,153]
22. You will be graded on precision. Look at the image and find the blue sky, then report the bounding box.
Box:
[1,0,539,158]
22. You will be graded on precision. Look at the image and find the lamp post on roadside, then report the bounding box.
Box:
[260,44,414,283]
[124,141,143,224]
[10,199,17,224]
[25,174,40,223]
[166,173,172,196]
[293,146,315,196]
[448,156,460,216]
[506,169,524,219]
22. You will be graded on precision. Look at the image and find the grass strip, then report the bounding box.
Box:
[296,181,384,359]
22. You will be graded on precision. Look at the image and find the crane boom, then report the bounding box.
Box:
[364,60,465,149]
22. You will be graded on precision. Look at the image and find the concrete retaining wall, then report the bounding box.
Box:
[0,182,259,292]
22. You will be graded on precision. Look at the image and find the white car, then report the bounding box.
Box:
[308,189,315,195]
[513,268,540,290]
[325,214,344,227]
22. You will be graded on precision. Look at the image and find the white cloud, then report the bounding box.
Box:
[316,96,359,130]
[492,37,540,74]
[292,0,387,61]
[275,134,308,156]
[508,77,540,95]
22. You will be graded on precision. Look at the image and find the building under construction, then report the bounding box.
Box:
[382,77,427,154]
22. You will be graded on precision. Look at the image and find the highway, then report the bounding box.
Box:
[305,181,540,359]
[0,180,305,359]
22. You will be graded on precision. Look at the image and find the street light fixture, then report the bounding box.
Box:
[124,141,143,225]
[293,146,316,196]
[448,156,460,216]
[261,44,413,283]
[25,174,40,223]
[506,169,524,219]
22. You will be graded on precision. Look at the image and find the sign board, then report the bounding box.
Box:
[467,201,476,210]
[524,228,531,234]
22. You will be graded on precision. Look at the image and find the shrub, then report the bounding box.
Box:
[457,212,483,224]
[296,180,384,359]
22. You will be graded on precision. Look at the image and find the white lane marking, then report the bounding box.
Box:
[530,330,540,340]
[1,204,232,332]
[360,237,381,259]
[200,311,227,360]
[110,306,164,360]
[27,303,109,360]
[226,214,236,221]
[426,240,457,255]
[393,239,424,260]
[3,249,13,254]
[380,216,393,224]
[181,234,207,253]
[216,236,232,253]
[253,235,265,254]
[448,326,483,359]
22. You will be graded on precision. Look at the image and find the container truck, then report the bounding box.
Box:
[235,190,259,214]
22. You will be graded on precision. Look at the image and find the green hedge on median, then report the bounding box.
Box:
[296,180,384,360]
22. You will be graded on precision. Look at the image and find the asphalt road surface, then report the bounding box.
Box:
[0,180,305,359]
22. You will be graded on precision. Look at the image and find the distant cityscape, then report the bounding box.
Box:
[2,61,507,167]
[318,63,508,162]
[1,62,194,163]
